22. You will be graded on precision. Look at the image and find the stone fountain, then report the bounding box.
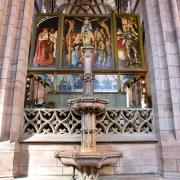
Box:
[55,31,122,180]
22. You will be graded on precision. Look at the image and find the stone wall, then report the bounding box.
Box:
[1,0,180,179]
[140,0,180,178]
[18,143,158,178]
[0,0,34,178]
[0,0,34,141]
[0,142,16,178]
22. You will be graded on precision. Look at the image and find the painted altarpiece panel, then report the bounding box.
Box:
[114,14,144,71]
[120,75,142,107]
[29,14,60,69]
[61,15,114,70]
[94,75,118,92]
[56,74,84,93]
[55,74,118,93]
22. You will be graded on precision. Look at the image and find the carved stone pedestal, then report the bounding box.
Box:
[79,167,98,180]
[55,41,122,180]
[55,97,122,179]
[55,151,122,180]
[68,97,108,152]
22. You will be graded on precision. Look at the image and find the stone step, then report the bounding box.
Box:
[3,175,162,180]
[2,175,180,180]
[100,175,161,180]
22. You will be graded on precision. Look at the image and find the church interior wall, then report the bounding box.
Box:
[1,0,180,179]
[18,142,158,177]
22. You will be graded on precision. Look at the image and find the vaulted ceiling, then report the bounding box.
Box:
[43,0,140,14]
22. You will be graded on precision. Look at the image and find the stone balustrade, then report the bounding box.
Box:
[23,108,154,135]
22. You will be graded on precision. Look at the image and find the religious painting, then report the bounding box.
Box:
[93,75,118,92]
[120,75,142,107]
[25,74,55,108]
[29,15,59,69]
[120,75,134,93]
[55,74,118,93]
[34,74,55,93]
[56,74,84,93]
[61,15,114,70]
[114,14,144,70]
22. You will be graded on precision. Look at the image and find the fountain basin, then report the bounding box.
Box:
[55,151,122,169]
[68,97,108,115]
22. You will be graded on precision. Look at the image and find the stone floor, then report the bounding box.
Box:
[2,174,180,180]
[0,175,166,180]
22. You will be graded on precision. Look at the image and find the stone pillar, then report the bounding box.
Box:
[0,0,34,177]
[0,0,22,141]
[81,112,96,152]
[83,47,94,97]
[171,0,180,53]
[0,0,9,74]
[0,0,34,142]
[81,46,96,152]
[142,0,180,178]
[158,0,180,140]
[11,0,34,142]
[170,0,180,139]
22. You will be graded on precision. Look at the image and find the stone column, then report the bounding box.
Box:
[83,47,94,97]
[170,0,180,139]
[0,0,22,141]
[0,0,34,142]
[69,45,108,153]
[157,0,180,140]
[0,0,34,177]
[0,0,9,74]
[9,0,34,142]
[142,0,180,177]
[170,0,180,54]
[81,112,96,152]
[81,46,96,152]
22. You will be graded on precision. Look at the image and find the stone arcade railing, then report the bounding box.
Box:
[23,108,154,135]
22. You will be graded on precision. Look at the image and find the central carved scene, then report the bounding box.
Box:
[62,16,113,70]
